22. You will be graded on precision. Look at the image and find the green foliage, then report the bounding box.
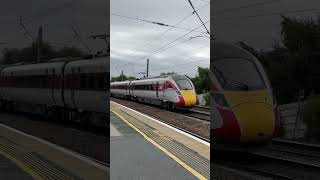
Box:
[303,95,320,139]
[160,72,176,75]
[239,16,320,104]
[111,74,136,82]
[1,41,86,65]
[191,67,209,94]
[55,46,85,58]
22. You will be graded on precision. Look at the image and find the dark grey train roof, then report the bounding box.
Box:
[211,41,256,61]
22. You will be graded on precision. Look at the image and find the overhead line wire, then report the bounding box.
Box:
[215,0,281,15]
[187,0,210,35]
[111,13,207,34]
[213,8,320,21]
[112,2,209,60]
[120,20,210,68]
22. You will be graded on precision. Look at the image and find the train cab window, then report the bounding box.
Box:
[212,58,266,91]
[172,75,193,90]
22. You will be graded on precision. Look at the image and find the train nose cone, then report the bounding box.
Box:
[233,103,275,142]
[180,90,197,107]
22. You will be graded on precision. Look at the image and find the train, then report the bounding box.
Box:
[210,41,280,146]
[110,74,197,110]
[0,56,109,127]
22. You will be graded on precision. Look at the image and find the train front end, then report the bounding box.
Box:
[171,75,197,108]
[211,42,280,145]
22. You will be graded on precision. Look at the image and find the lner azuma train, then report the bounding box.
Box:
[210,41,280,146]
[111,74,197,110]
[0,57,109,127]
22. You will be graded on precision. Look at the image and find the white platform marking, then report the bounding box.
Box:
[110,123,122,137]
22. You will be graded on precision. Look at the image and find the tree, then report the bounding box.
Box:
[238,16,320,104]
[160,72,176,76]
[111,74,136,82]
[1,41,87,65]
[191,67,209,94]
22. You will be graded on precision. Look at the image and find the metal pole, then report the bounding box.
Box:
[121,70,124,81]
[37,26,43,63]
[147,59,149,77]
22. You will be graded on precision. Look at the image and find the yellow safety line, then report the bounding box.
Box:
[0,148,43,180]
[111,109,207,180]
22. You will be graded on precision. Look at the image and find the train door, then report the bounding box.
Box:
[129,82,131,96]
[125,82,128,95]
[130,83,134,97]
[51,68,57,105]
[162,81,166,99]
[71,69,76,108]
[156,81,159,99]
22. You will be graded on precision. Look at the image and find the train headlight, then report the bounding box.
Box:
[176,91,181,95]
[213,93,229,107]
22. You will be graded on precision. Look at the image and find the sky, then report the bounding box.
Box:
[110,0,210,79]
[0,0,108,61]
[213,0,320,51]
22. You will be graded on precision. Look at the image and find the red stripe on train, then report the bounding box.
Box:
[176,96,185,106]
[212,107,241,143]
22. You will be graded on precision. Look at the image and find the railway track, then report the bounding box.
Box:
[177,108,210,121]
[193,105,210,112]
[110,97,210,122]
[214,150,320,180]
[214,139,320,179]
[271,139,320,155]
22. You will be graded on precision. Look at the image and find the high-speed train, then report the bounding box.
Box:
[111,74,197,110]
[210,41,280,145]
[0,57,109,127]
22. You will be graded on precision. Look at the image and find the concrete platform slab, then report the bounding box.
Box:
[110,111,198,180]
[110,102,210,180]
[0,123,109,180]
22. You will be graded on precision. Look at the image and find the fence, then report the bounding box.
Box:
[278,101,308,139]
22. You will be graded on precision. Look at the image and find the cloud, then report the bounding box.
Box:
[110,0,210,78]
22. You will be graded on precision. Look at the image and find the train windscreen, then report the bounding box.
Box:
[172,75,193,90]
[212,58,266,91]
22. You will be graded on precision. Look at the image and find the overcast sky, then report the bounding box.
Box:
[110,0,210,78]
[213,0,320,51]
[0,0,108,61]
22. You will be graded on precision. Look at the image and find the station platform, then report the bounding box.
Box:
[110,101,210,180]
[0,123,109,180]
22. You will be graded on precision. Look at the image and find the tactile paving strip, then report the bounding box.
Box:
[0,136,82,180]
[116,109,210,179]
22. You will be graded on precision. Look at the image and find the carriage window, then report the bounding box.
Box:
[212,58,266,91]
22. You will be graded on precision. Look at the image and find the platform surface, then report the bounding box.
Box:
[0,153,34,180]
[0,123,109,180]
[110,101,210,180]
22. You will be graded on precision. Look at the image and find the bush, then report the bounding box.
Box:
[303,95,320,139]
